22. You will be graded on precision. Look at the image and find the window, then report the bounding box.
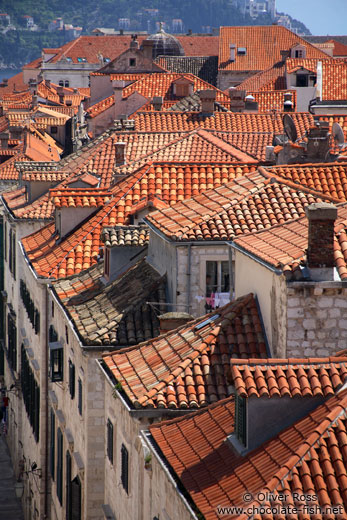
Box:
[59,80,64,87]
[21,345,40,442]
[296,73,308,87]
[57,428,63,505]
[237,47,247,55]
[175,83,189,97]
[4,221,7,262]
[51,301,54,318]
[50,126,58,134]
[69,360,75,399]
[66,451,72,520]
[77,57,87,62]
[78,378,82,415]
[8,228,16,279]
[64,80,69,87]
[71,476,81,519]
[205,260,230,311]
[50,410,55,480]
[129,58,136,67]
[7,312,17,372]
[20,279,40,334]
[104,57,111,63]
[121,444,129,493]
[66,57,73,63]
[107,420,114,464]
[50,346,63,382]
[65,326,69,344]
[235,394,247,446]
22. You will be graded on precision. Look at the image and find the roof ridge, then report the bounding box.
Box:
[195,128,258,163]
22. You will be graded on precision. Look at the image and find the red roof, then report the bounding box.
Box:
[149,388,347,519]
[219,25,328,72]
[102,294,267,409]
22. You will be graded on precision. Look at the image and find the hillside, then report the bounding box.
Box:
[0,0,311,69]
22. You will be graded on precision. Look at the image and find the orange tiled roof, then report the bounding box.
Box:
[21,162,257,278]
[249,89,297,112]
[146,170,334,242]
[219,25,328,71]
[235,61,287,92]
[233,204,347,280]
[50,187,111,208]
[22,171,69,182]
[231,357,347,398]
[133,111,314,135]
[0,72,28,98]
[327,39,347,57]
[102,294,267,409]
[149,389,347,519]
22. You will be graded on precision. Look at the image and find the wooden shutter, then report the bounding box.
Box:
[71,476,81,520]
[50,411,55,480]
[107,420,113,464]
[57,428,63,505]
[66,451,72,520]
[121,443,129,493]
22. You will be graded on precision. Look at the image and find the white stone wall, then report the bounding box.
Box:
[287,285,347,357]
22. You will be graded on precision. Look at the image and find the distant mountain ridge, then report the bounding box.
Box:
[0,0,311,69]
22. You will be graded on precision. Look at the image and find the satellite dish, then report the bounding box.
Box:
[283,114,298,143]
[332,122,345,146]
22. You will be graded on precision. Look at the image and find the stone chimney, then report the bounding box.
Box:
[305,203,337,281]
[152,96,163,111]
[115,142,126,166]
[198,89,216,114]
[28,79,37,95]
[112,80,124,118]
[158,312,193,334]
[228,88,245,112]
[230,43,236,62]
[56,85,64,104]
[142,40,154,60]
[130,35,139,50]
[0,133,9,149]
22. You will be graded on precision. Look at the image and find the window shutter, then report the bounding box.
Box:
[121,444,129,493]
[50,411,55,480]
[66,450,72,520]
[69,361,75,399]
[107,420,113,464]
[57,428,63,505]
[71,476,82,520]
[78,378,82,415]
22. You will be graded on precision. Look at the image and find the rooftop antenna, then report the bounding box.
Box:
[283,113,297,143]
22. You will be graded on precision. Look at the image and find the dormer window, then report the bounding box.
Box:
[104,57,111,63]
[291,44,306,59]
[77,57,87,63]
[296,73,308,87]
[237,47,246,55]
[66,57,72,62]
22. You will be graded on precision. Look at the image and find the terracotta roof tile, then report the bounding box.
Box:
[52,258,166,346]
[233,203,347,280]
[22,162,257,278]
[149,389,347,519]
[102,294,267,409]
[133,110,314,136]
[231,358,347,398]
[219,26,328,72]
[49,187,111,208]
[101,224,149,247]
[236,61,287,92]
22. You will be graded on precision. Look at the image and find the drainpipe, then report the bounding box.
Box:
[186,244,191,314]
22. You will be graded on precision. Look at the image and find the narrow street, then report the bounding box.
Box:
[0,435,24,520]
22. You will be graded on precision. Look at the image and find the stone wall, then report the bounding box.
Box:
[287,285,347,357]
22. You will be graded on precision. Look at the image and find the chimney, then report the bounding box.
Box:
[265,145,275,162]
[280,50,290,60]
[228,88,245,112]
[45,79,51,89]
[112,80,124,118]
[28,79,37,95]
[142,40,154,60]
[283,92,293,112]
[32,94,38,107]
[152,96,163,111]
[0,133,9,149]
[305,203,337,281]
[229,43,236,62]
[198,89,216,114]
[56,85,64,104]
[187,29,192,35]
[158,312,193,334]
[244,94,258,112]
[115,142,126,166]
[130,35,139,50]
[10,126,23,140]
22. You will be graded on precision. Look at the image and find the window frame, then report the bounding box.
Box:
[69,359,75,399]
[50,343,64,382]
[78,377,83,415]
[121,443,129,493]
[107,419,114,464]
